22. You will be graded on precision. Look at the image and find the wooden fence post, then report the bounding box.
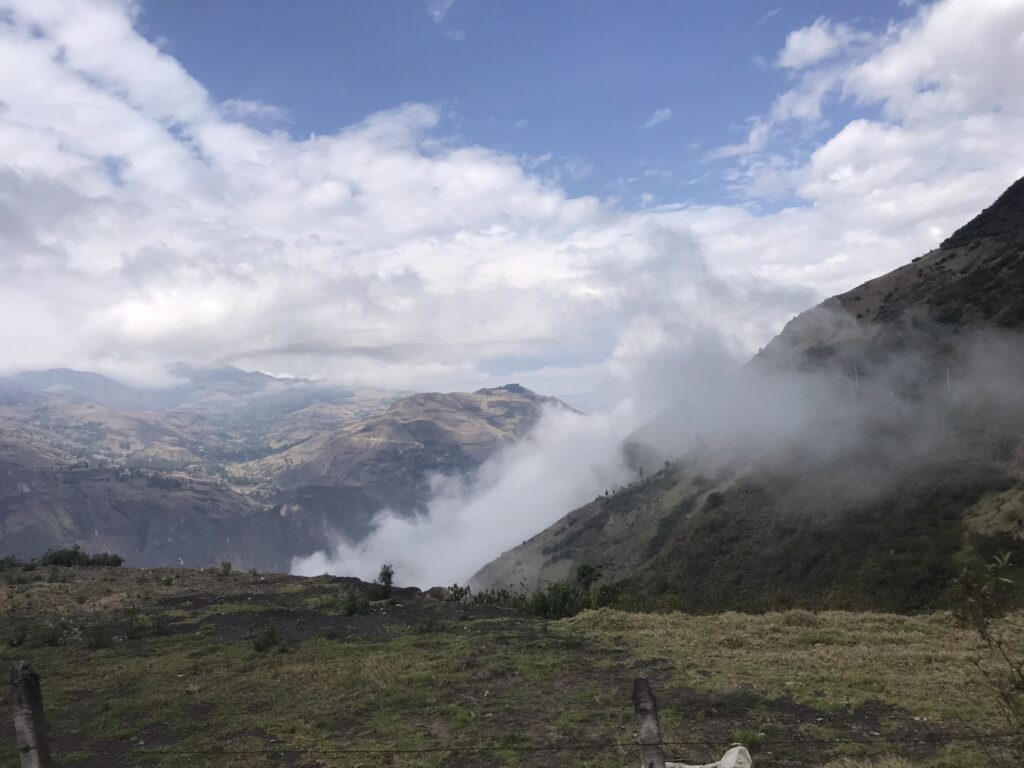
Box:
[10,662,53,768]
[633,677,666,768]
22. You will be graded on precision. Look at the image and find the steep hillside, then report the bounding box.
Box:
[754,174,1024,374]
[475,175,1024,612]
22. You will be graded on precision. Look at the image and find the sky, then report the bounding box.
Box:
[1,0,1023,403]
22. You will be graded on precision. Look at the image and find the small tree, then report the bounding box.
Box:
[952,553,1024,765]
[377,563,395,597]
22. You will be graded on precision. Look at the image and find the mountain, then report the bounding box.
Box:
[0,371,563,570]
[8,369,162,411]
[246,386,567,520]
[474,175,1024,612]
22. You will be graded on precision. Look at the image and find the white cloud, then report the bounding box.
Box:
[425,0,453,24]
[292,405,637,585]
[777,17,863,69]
[219,98,290,124]
[642,107,673,128]
[0,0,1021,405]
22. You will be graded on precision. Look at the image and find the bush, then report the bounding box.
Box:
[218,561,233,577]
[475,563,621,619]
[447,583,472,603]
[415,616,450,634]
[39,545,123,568]
[339,588,371,616]
[82,622,113,650]
[150,611,171,636]
[952,552,1024,765]
[6,625,28,648]
[31,622,66,648]
[251,624,284,653]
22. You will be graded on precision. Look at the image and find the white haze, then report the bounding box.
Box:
[292,404,638,586]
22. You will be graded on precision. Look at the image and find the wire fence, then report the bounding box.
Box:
[3,731,1020,759]
[7,663,1022,766]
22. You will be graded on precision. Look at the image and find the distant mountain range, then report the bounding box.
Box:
[474,175,1024,612]
[0,364,562,570]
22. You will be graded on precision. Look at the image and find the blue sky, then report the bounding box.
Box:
[1,0,1022,400]
[139,0,912,208]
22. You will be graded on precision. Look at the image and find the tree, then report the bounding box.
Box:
[377,563,395,596]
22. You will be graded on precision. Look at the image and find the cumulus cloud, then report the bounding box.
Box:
[776,17,864,69]
[643,107,673,128]
[0,0,1020,405]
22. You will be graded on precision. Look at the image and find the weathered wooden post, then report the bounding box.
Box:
[633,677,666,768]
[10,662,53,768]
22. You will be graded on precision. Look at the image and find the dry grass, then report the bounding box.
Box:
[564,608,1015,724]
[3,569,1021,767]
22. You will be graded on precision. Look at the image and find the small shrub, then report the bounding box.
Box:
[415,616,449,634]
[218,561,233,577]
[150,612,171,636]
[251,624,283,653]
[952,552,1024,764]
[447,583,472,603]
[31,622,65,648]
[339,589,371,616]
[6,625,28,648]
[82,622,113,650]
[123,606,144,640]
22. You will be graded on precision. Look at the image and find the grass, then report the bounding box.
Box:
[564,608,1024,725]
[1,567,1020,768]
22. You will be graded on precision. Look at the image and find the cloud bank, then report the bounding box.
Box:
[0,0,1021,403]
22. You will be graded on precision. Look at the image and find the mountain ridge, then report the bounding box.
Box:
[0,370,564,570]
[474,174,1024,611]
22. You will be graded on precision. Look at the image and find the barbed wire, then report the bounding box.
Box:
[3,731,1019,758]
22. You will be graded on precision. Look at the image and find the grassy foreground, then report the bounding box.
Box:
[0,566,1019,768]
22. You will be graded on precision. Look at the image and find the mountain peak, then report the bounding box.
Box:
[474,383,535,396]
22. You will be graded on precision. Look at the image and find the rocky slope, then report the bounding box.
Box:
[474,175,1024,612]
